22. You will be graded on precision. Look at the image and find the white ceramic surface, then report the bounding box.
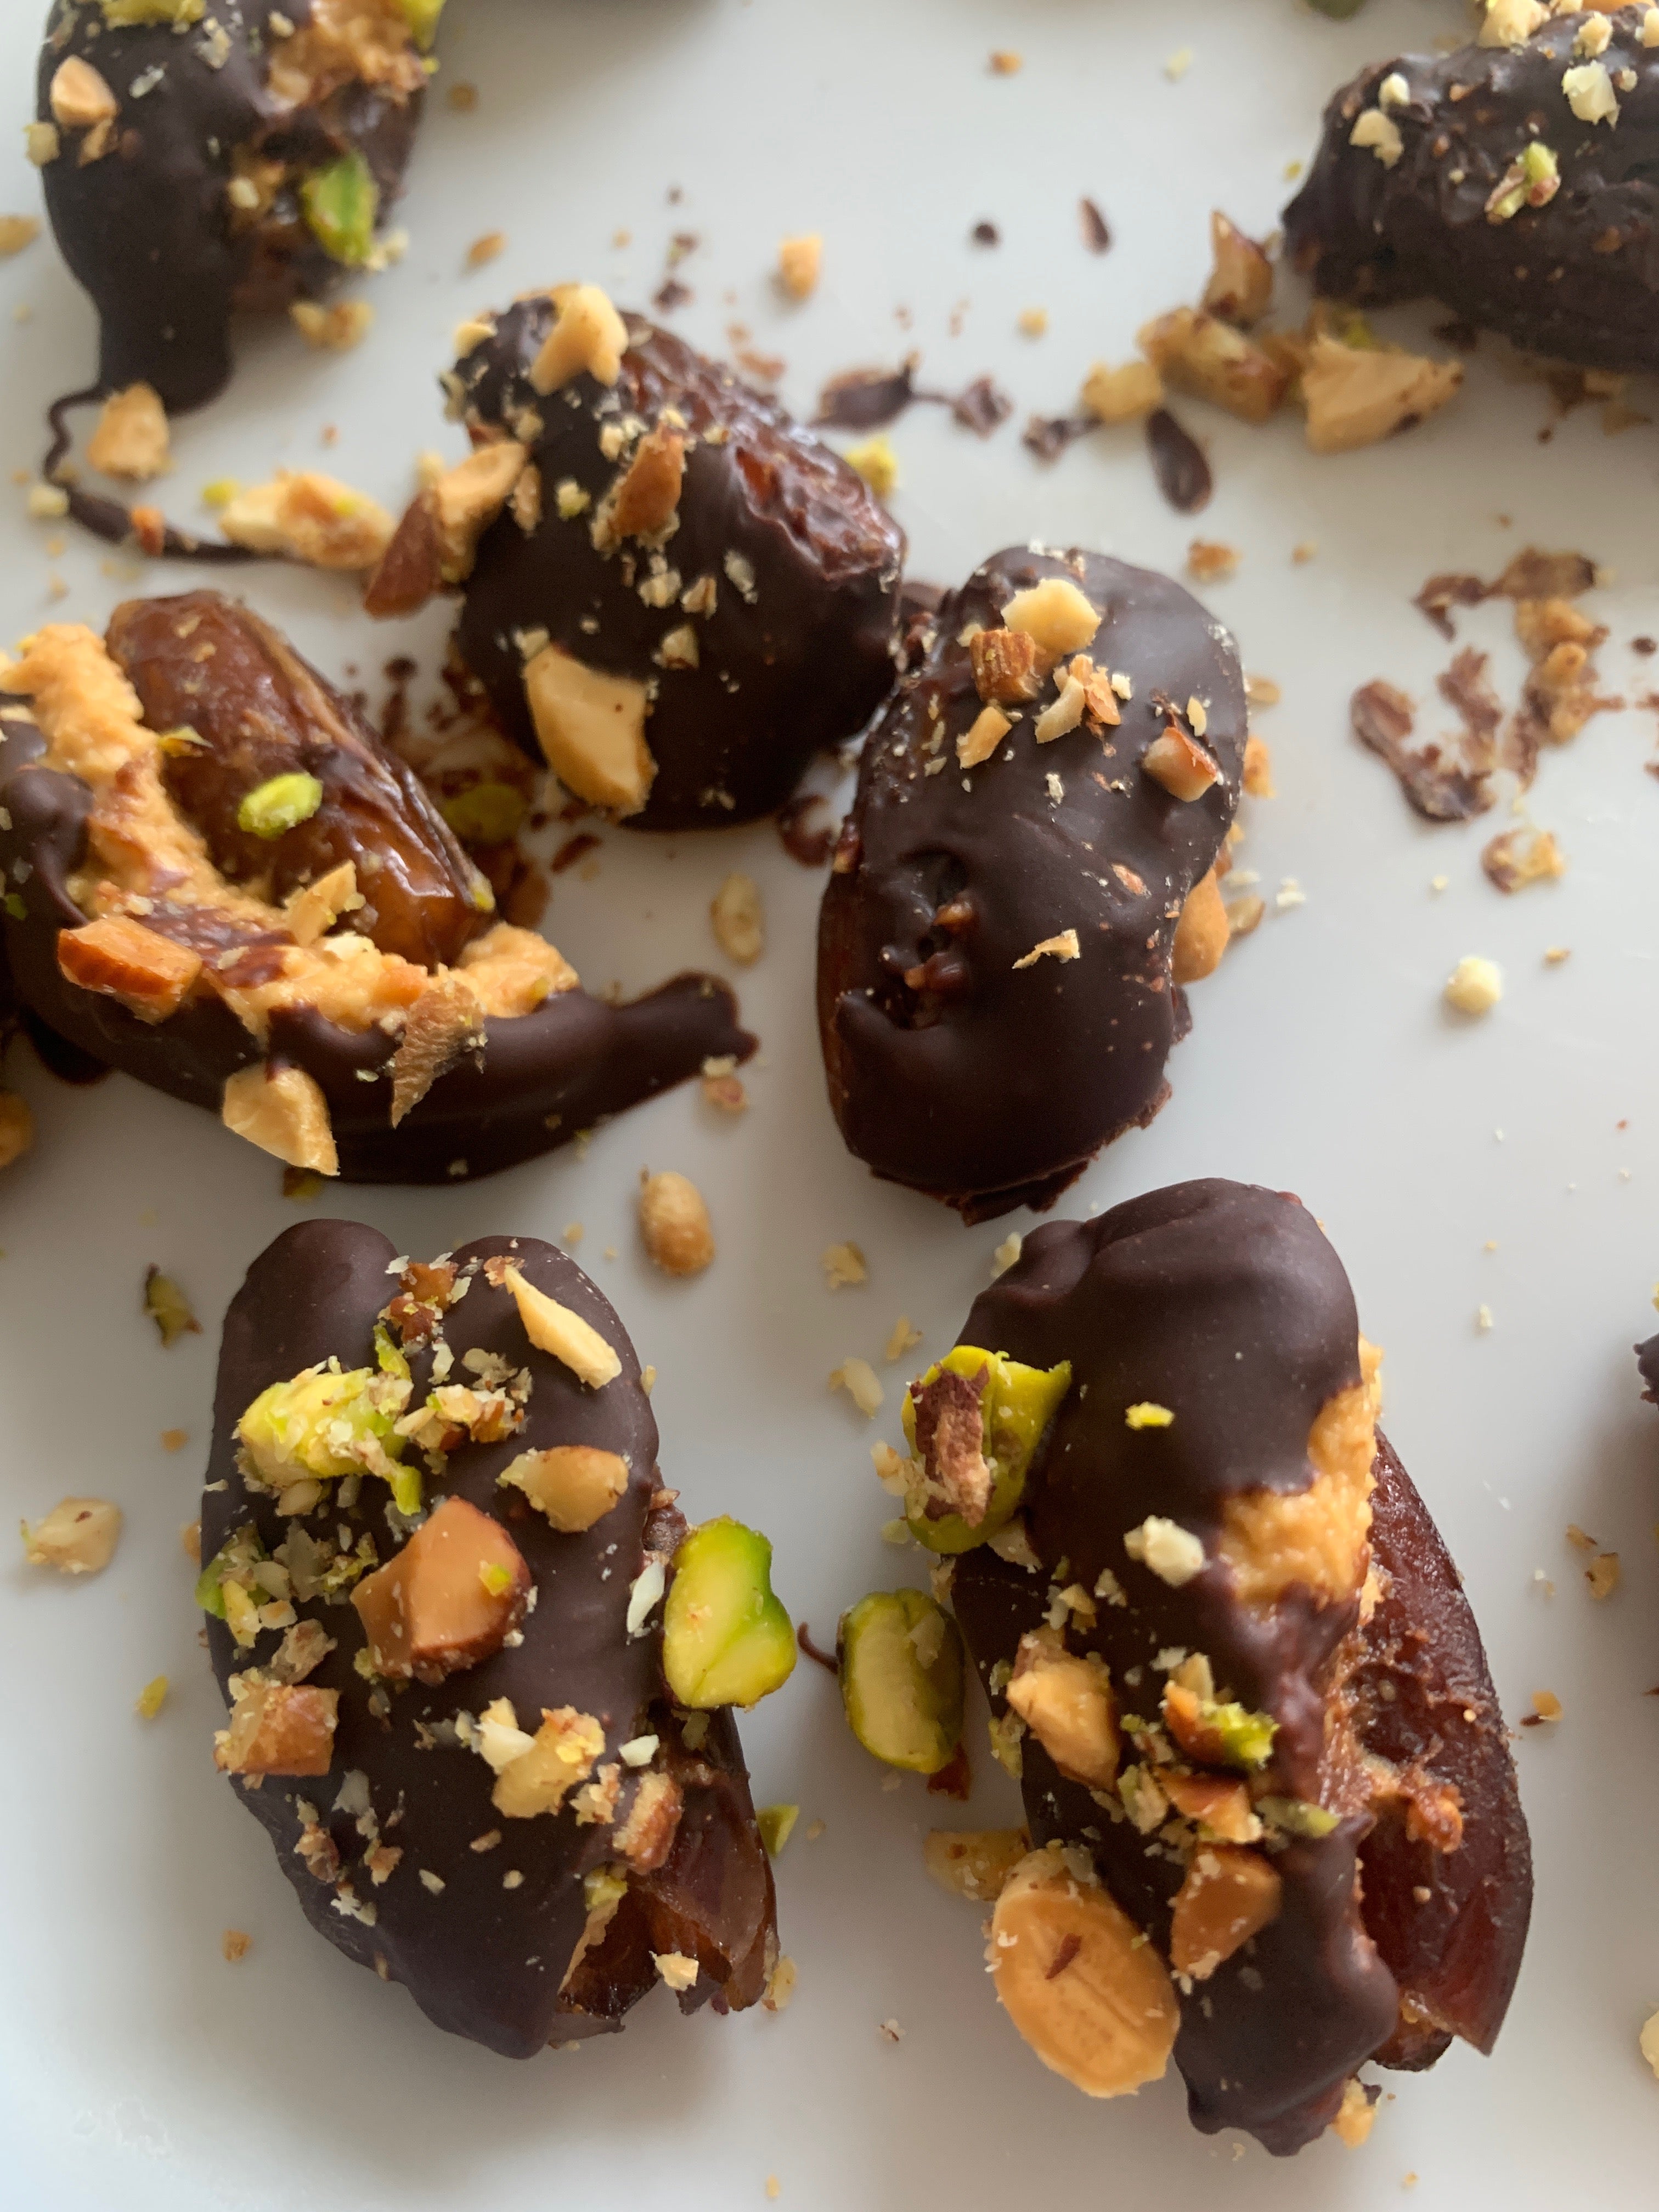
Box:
[2,1,1657,2205]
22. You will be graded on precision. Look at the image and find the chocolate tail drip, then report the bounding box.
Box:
[44,386,258,565]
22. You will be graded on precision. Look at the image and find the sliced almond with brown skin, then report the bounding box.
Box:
[989,1847,1178,2096]
[603,428,686,543]
[1168,1844,1282,1979]
[970,628,1042,704]
[388,973,484,1127]
[352,1496,531,1684]
[1202,212,1274,327]
[58,915,201,1021]
[363,490,444,618]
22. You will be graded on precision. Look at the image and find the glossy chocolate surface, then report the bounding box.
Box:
[947,1180,1529,2152]
[0,596,753,1184]
[202,1222,776,2054]
[1285,12,1659,374]
[36,1,421,413]
[449,303,905,829]
[817,549,1243,1221]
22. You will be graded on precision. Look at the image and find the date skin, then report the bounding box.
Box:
[107,592,487,970]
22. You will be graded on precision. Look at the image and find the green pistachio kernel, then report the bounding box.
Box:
[1258,1796,1340,1839]
[301,151,380,268]
[837,1588,966,1775]
[1487,141,1560,224]
[662,1517,796,1709]
[898,1346,1071,1555]
[1178,1691,1277,1771]
[101,0,205,23]
[237,771,324,840]
[237,1362,410,1492]
[398,0,447,49]
[194,1524,265,1622]
[441,781,529,846]
[583,1863,629,1917]
[757,1803,799,1858]
[3,893,25,922]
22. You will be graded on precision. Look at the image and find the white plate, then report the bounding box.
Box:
[2,1,1657,2205]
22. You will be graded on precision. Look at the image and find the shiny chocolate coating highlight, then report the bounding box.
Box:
[449,302,905,829]
[36,1,422,413]
[947,1180,1530,2153]
[817,549,1243,1222]
[202,1222,777,2055]
[1285,11,1659,374]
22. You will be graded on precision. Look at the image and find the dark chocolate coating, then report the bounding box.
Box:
[1638,1331,1659,1403]
[947,1180,1529,2153]
[448,303,905,830]
[202,1222,777,2055]
[0,600,754,1185]
[1284,10,1659,374]
[817,549,1243,1222]
[36,1,422,413]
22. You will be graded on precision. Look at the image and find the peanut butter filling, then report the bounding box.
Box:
[1218,1338,1383,1607]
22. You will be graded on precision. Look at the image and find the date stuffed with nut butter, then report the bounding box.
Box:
[817,548,1245,1222]
[366,284,905,829]
[200,1222,784,2053]
[0,591,753,1184]
[893,1180,1531,2153]
[36,0,434,414]
[1285,10,1659,375]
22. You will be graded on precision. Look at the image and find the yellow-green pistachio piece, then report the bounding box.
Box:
[1257,1796,1340,1839]
[301,152,379,267]
[143,1265,200,1347]
[662,1517,795,1709]
[838,1588,966,1774]
[237,771,324,839]
[237,1363,410,1490]
[899,1346,1071,1554]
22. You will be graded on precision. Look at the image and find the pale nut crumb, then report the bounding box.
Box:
[529,283,629,394]
[219,470,394,571]
[991,1233,1022,1278]
[290,300,375,352]
[1444,956,1502,1017]
[25,123,61,169]
[1245,674,1281,708]
[958,703,1011,769]
[1165,46,1193,82]
[221,1929,252,1963]
[85,384,171,482]
[777,233,822,299]
[1332,2078,1377,2148]
[821,1241,867,1289]
[1480,0,1547,46]
[653,1951,700,1992]
[1001,577,1100,658]
[1242,733,1274,795]
[500,1262,622,1389]
[766,2180,781,2203]
[763,1954,798,2011]
[0,215,40,257]
[843,435,898,498]
[1081,360,1163,424]
[1530,1690,1562,1723]
[989,49,1022,74]
[638,1169,715,1278]
[1640,2008,1659,2081]
[1350,108,1404,168]
[1585,1552,1620,1600]
[1012,928,1080,970]
[1124,1515,1205,1587]
[466,231,507,269]
[522,644,654,817]
[1018,307,1049,338]
[222,1062,338,1176]
[161,1429,188,1453]
[1186,539,1238,584]
[1301,336,1462,455]
[22,1497,122,1575]
[1203,211,1274,326]
[884,1314,922,1362]
[49,57,118,133]
[830,1357,884,1418]
[26,484,69,521]
[710,871,764,963]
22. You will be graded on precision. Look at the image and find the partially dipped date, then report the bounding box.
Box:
[817,550,1245,1221]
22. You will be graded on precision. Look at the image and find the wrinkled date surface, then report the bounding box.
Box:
[201,1221,777,2054]
[437,301,905,828]
[1285,15,1659,375]
[941,1180,1530,2153]
[817,549,1244,1221]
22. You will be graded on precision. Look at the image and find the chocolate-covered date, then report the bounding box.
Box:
[36,0,429,413]
[108,593,482,970]
[1285,12,1659,375]
[0,592,753,1184]
[201,1223,778,2053]
[373,288,905,830]
[817,550,1244,1221]
[934,1181,1529,2154]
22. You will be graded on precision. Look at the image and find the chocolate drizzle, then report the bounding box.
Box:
[817,548,1244,1221]
[947,1181,1530,2152]
[1285,12,1659,374]
[201,1222,777,2055]
[37,1,424,415]
[449,304,905,830]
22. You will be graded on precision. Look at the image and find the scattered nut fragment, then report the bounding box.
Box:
[970,627,1042,704]
[219,471,394,570]
[1528,1690,1562,1724]
[466,231,506,269]
[958,704,1012,769]
[710,872,764,963]
[1006,1633,1119,1790]
[924,1826,1030,1901]
[354,1496,531,1683]
[1142,723,1220,800]
[22,1497,122,1575]
[1124,1515,1204,1586]
[654,1950,700,1992]
[822,1242,867,1290]
[529,284,629,394]
[290,299,375,351]
[498,1446,629,1533]
[1242,733,1274,795]
[1585,1552,1620,1601]
[1332,2078,1377,2148]
[1444,956,1503,1017]
[222,1062,338,1176]
[843,435,898,498]
[58,914,203,1020]
[830,1357,884,1418]
[1169,1846,1282,1979]
[602,427,686,545]
[1301,335,1462,455]
[0,216,40,257]
[523,644,655,817]
[638,1170,716,1278]
[215,1680,338,1777]
[1202,212,1274,326]
[988,1847,1178,2096]
[143,1265,200,1347]
[487,1702,605,1818]
[1172,868,1229,984]
[1018,307,1049,338]
[86,385,171,482]
[1001,578,1100,658]
[136,1674,169,1720]
[1012,929,1080,970]
[1082,360,1163,424]
[501,1263,622,1389]
[1139,308,1289,424]
[1481,826,1565,894]
[221,1929,252,1963]
[777,233,822,299]
[989,49,1022,74]
[49,57,118,134]
[1186,539,1237,585]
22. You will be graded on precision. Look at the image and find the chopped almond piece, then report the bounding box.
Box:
[1005,1632,1119,1790]
[970,627,1042,704]
[1301,336,1462,454]
[778,233,823,299]
[522,644,655,816]
[221,1062,338,1176]
[498,1444,629,1532]
[639,1169,716,1277]
[86,385,171,483]
[214,1681,339,1778]
[492,1704,606,1817]
[22,1496,121,1575]
[1169,1846,1282,1979]
[1143,724,1220,801]
[352,1495,531,1684]
[502,1262,622,1388]
[290,300,375,352]
[1081,360,1163,424]
[529,284,629,394]
[958,704,1011,769]
[49,57,117,132]
[431,441,527,580]
[58,915,201,1021]
[1001,578,1100,658]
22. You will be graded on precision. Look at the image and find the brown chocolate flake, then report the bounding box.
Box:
[550,831,601,874]
[950,376,1014,437]
[1351,657,1500,823]
[1046,1931,1084,1980]
[1022,413,1094,462]
[1414,572,1487,640]
[815,362,916,432]
[796,1621,838,1675]
[971,220,1000,247]
[1146,408,1212,514]
[1080,198,1112,254]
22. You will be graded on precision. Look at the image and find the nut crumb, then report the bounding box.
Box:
[711,872,764,964]
[466,232,507,269]
[221,1929,252,1963]
[22,1497,122,1575]
[878,2017,905,2042]
[1186,539,1238,584]
[1444,955,1502,1016]
[1017,307,1048,338]
[1586,1552,1620,1601]
[989,50,1022,75]
[638,1170,715,1278]
[884,1314,922,1362]
[290,300,374,352]
[135,1674,168,1720]
[1012,928,1080,969]
[777,233,822,299]
[830,1358,884,1418]
[991,1233,1022,1278]
[822,1242,867,1290]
